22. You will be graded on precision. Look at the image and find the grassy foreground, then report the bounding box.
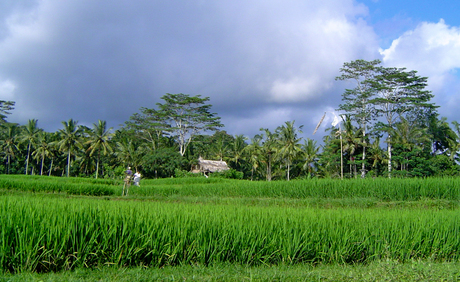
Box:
[1,260,460,281]
[1,175,460,280]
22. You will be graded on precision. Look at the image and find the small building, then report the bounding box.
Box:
[192,157,230,174]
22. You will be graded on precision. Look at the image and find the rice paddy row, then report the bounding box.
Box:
[2,175,460,201]
[1,194,459,273]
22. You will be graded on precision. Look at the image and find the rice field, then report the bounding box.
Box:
[0,175,459,274]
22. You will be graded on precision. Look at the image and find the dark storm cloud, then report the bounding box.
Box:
[0,0,380,138]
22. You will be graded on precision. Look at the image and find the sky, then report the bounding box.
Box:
[0,0,460,142]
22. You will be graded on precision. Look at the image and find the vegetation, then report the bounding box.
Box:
[2,261,460,281]
[0,175,460,277]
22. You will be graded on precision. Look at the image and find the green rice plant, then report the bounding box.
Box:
[2,175,460,202]
[0,175,116,196]
[1,194,460,273]
[134,177,460,201]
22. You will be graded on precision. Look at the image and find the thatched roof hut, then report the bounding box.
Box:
[195,157,229,173]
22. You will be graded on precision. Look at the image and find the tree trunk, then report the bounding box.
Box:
[387,135,392,179]
[287,161,290,181]
[25,142,31,175]
[49,159,53,176]
[340,134,343,180]
[267,153,272,181]
[67,150,71,177]
[96,159,99,179]
[361,141,366,178]
[40,155,44,175]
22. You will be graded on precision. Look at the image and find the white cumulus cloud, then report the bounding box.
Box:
[380,19,460,119]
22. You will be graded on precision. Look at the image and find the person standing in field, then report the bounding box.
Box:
[122,166,133,196]
[133,171,141,186]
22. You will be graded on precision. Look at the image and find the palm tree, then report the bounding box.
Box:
[115,138,145,171]
[276,121,303,181]
[20,119,41,175]
[260,128,278,181]
[244,135,262,181]
[77,143,97,176]
[56,119,84,177]
[85,120,114,178]
[391,117,429,172]
[341,116,362,178]
[0,123,20,174]
[210,131,231,161]
[368,137,384,176]
[429,117,457,155]
[32,131,54,175]
[229,134,247,169]
[301,138,319,178]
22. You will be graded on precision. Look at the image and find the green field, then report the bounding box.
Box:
[1,175,460,281]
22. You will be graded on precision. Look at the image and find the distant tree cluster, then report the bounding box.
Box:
[0,61,459,179]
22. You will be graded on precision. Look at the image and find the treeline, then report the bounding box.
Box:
[0,60,459,180]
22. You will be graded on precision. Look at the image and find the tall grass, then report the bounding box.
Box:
[2,175,460,201]
[138,177,460,201]
[1,195,459,273]
[0,175,116,196]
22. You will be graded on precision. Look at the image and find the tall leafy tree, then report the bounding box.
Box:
[124,108,168,151]
[20,119,41,175]
[371,67,437,177]
[56,119,84,177]
[336,59,380,178]
[276,121,303,181]
[156,93,223,156]
[85,120,114,178]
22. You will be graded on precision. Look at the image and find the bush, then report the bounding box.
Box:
[142,148,188,178]
[174,169,202,178]
[212,169,244,179]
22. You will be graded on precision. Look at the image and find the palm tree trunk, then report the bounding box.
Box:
[67,150,71,177]
[96,158,99,179]
[267,153,272,181]
[340,133,343,180]
[25,142,31,175]
[49,159,53,176]
[40,154,44,175]
[287,161,290,181]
